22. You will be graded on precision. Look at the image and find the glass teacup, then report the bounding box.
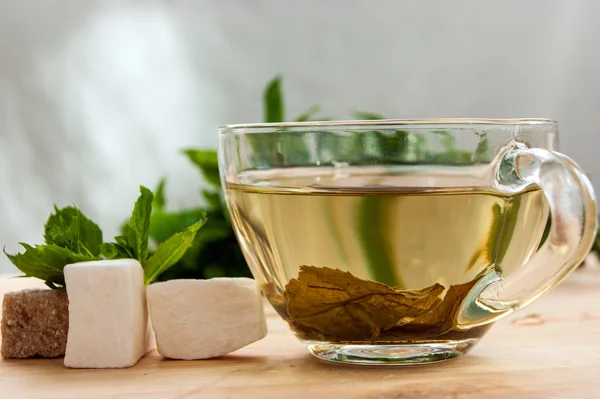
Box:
[219,119,596,365]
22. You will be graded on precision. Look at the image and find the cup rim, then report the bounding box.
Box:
[219,118,558,134]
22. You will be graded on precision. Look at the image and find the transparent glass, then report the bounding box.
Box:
[219,119,596,365]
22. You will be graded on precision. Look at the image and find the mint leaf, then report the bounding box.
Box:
[182,149,221,188]
[472,132,491,163]
[149,207,233,280]
[372,130,410,162]
[432,130,456,151]
[4,243,98,288]
[100,243,118,259]
[101,242,133,259]
[181,211,232,264]
[247,75,288,166]
[153,178,166,211]
[44,206,103,256]
[276,134,309,166]
[6,204,102,288]
[295,104,321,122]
[264,76,284,123]
[144,215,207,284]
[117,186,153,262]
[150,208,206,243]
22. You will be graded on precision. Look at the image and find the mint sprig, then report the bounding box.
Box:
[5,206,102,288]
[6,186,206,288]
[103,186,207,285]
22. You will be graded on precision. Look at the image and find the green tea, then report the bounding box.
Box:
[225,166,549,342]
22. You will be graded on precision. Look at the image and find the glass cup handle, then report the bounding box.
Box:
[458,145,597,327]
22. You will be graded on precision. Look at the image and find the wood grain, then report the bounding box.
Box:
[1,269,599,399]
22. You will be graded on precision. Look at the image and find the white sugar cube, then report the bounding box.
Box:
[147,278,267,360]
[64,259,151,368]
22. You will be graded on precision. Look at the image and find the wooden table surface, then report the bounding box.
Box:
[1,268,599,399]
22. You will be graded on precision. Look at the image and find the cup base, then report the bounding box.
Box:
[306,338,479,365]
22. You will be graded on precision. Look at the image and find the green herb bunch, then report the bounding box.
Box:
[149,76,499,280]
[4,186,205,288]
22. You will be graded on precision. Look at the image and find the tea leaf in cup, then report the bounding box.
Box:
[408,277,480,333]
[285,266,444,341]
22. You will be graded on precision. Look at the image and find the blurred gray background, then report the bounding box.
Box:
[1,0,599,273]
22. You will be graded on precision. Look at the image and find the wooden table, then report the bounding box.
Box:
[1,269,599,399]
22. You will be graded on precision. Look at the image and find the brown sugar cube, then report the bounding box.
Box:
[1,289,69,359]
